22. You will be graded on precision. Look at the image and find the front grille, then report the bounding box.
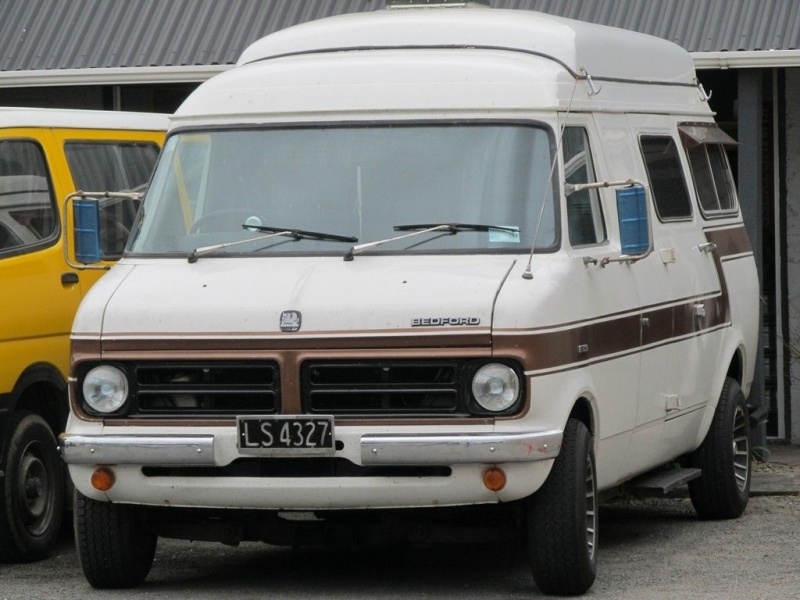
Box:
[129,362,280,417]
[301,360,473,417]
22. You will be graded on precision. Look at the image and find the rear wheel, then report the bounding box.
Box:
[526,418,597,596]
[687,377,750,519]
[0,411,64,563]
[75,491,157,589]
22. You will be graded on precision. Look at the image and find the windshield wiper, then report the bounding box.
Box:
[245,224,358,243]
[188,229,295,263]
[394,223,519,234]
[187,224,357,263]
[343,223,517,261]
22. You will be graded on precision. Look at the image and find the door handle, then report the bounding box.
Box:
[61,272,79,285]
[698,241,717,254]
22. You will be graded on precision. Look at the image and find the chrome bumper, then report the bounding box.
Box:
[60,429,562,467]
[360,430,562,465]
[60,434,216,466]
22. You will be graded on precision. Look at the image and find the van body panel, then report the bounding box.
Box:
[62,7,759,592]
[79,256,514,339]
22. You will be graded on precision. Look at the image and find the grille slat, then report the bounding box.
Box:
[132,362,280,417]
[302,361,470,417]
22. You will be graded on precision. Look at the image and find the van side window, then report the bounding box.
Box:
[640,136,693,220]
[563,127,606,246]
[0,140,56,254]
[65,141,160,258]
[684,143,737,216]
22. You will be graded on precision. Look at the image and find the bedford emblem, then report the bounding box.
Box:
[280,310,302,332]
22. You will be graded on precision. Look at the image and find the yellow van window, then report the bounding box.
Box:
[0,140,56,254]
[64,141,160,258]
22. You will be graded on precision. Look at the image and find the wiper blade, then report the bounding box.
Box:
[187,225,358,263]
[343,223,517,261]
[394,223,519,234]
[245,224,358,243]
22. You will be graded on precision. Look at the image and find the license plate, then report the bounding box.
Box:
[237,416,335,455]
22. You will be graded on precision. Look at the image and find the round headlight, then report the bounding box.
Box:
[82,365,129,414]
[471,363,520,413]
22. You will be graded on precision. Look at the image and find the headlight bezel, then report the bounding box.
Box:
[79,363,130,416]
[468,361,523,415]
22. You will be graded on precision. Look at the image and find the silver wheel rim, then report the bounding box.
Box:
[732,404,750,493]
[585,452,597,560]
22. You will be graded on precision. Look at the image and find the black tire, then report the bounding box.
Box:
[526,418,597,596]
[686,377,750,519]
[0,411,64,563]
[75,491,157,589]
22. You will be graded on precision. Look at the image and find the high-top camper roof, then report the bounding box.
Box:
[237,6,696,86]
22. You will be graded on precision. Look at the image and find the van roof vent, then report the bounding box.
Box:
[387,0,490,8]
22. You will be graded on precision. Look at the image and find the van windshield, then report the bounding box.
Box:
[129,124,558,256]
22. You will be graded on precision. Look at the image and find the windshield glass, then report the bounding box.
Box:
[129,124,559,256]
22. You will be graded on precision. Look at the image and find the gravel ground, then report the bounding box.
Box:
[1,491,798,600]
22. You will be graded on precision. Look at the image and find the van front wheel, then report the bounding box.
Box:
[526,418,597,596]
[75,491,157,589]
[0,411,64,563]
[686,377,751,519]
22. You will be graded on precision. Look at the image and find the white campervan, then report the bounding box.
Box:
[61,1,760,594]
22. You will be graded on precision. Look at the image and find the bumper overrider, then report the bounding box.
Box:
[60,429,563,466]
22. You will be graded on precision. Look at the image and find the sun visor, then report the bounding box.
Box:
[679,124,739,147]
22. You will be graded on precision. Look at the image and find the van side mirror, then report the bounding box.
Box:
[567,179,652,267]
[73,198,102,264]
[616,184,650,256]
[64,190,142,269]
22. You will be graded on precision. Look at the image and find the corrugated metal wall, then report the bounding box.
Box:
[1,0,799,73]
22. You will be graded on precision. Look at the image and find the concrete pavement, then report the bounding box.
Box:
[751,444,800,496]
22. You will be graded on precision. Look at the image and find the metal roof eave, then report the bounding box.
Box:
[0,65,231,88]
[693,49,800,70]
[2,50,800,88]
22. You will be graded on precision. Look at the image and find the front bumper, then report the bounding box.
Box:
[60,429,562,466]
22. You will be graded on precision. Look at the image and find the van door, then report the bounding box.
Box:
[629,118,724,466]
[0,130,84,391]
[563,117,642,487]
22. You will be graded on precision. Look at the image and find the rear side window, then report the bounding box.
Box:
[0,140,56,255]
[685,143,737,216]
[563,127,606,246]
[65,141,160,258]
[640,136,693,221]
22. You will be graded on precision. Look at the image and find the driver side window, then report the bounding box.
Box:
[563,127,606,246]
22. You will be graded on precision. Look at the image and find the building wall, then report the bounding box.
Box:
[785,68,800,442]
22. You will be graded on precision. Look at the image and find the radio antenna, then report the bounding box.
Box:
[522,72,583,280]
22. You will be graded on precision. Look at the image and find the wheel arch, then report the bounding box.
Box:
[6,363,68,435]
[693,345,747,451]
[568,396,595,435]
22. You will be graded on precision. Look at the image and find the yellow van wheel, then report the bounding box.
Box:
[0,411,64,562]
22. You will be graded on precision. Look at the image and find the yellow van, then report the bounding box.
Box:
[0,108,167,562]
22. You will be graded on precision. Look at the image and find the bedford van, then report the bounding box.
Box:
[61,1,760,594]
[0,107,167,562]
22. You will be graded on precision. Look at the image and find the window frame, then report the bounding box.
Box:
[638,133,694,223]
[562,125,607,248]
[679,124,739,220]
[0,137,59,259]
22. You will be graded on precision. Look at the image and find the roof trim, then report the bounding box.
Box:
[1,49,799,90]
[693,50,800,70]
[0,66,230,88]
